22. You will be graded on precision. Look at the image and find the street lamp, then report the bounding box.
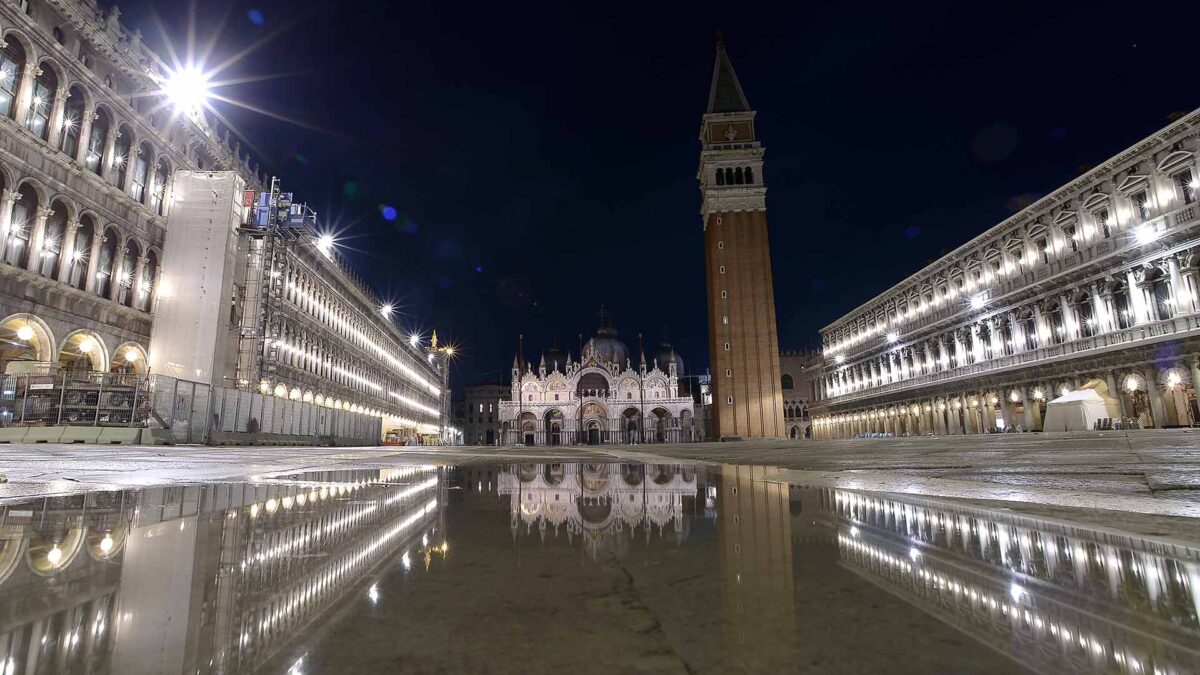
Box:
[163,66,211,114]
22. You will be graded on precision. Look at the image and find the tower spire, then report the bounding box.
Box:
[707,34,751,114]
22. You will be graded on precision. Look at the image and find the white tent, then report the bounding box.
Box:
[1042,384,1122,432]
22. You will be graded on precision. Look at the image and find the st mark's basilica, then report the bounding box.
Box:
[498,308,697,445]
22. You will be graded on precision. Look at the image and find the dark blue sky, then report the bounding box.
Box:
[125,0,1196,391]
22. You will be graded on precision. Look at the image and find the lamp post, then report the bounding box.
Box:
[427,330,455,445]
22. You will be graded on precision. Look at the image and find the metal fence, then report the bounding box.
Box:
[0,372,148,428]
[0,372,381,445]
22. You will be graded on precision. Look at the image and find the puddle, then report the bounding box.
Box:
[0,462,1196,673]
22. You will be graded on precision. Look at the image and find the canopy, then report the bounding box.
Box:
[1042,383,1122,432]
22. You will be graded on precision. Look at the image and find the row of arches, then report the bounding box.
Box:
[714,166,754,186]
[816,363,1200,437]
[0,30,175,217]
[0,313,146,375]
[504,406,696,445]
[0,168,159,310]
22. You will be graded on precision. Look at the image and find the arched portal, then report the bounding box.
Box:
[0,313,54,374]
[58,330,107,375]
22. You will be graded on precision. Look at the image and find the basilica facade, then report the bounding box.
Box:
[811,110,1200,438]
[498,309,697,445]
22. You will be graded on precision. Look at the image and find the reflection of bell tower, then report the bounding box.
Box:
[698,34,786,438]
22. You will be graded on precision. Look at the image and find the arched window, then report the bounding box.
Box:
[734,167,744,185]
[95,228,118,298]
[0,38,26,119]
[150,158,169,215]
[26,62,56,139]
[111,125,132,188]
[715,169,725,186]
[67,216,94,289]
[745,167,754,183]
[781,373,794,390]
[136,248,156,311]
[117,240,140,306]
[130,142,151,203]
[5,183,38,268]
[60,85,85,157]
[86,109,109,174]
[38,201,67,278]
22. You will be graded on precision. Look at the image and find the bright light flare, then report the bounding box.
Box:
[886,332,899,344]
[1135,225,1158,245]
[316,234,335,255]
[380,304,393,318]
[163,66,211,113]
[970,295,985,310]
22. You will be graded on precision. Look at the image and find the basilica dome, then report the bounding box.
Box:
[581,307,629,367]
[655,340,684,375]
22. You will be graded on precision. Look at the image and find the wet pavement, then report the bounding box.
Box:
[1,460,1198,674]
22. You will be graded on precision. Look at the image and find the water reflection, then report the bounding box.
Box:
[832,490,1200,674]
[0,466,445,675]
[1,463,1198,673]
[496,462,698,559]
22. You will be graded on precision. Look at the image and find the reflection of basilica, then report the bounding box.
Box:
[0,467,444,674]
[497,463,698,559]
[831,490,1200,674]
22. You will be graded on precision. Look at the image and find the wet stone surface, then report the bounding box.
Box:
[0,461,1197,674]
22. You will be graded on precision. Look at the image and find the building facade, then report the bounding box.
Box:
[699,37,786,439]
[498,309,696,445]
[0,2,450,442]
[779,349,820,438]
[462,383,508,445]
[812,110,1200,438]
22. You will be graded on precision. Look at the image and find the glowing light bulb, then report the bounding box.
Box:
[46,545,63,566]
[99,534,114,554]
[78,338,94,353]
[124,349,138,363]
[163,65,211,113]
[15,325,33,341]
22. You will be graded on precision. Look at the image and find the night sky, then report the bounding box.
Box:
[123,0,1197,392]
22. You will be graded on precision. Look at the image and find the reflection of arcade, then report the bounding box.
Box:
[0,467,444,674]
[832,490,1200,674]
[498,463,697,560]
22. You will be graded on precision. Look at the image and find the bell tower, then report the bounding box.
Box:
[698,34,786,439]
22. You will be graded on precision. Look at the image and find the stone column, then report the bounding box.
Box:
[937,340,949,371]
[46,86,68,149]
[934,400,947,435]
[1059,294,1074,340]
[982,395,996,431]
[948,400,960,435]
[1025,390,1043,431]
[1126,270,1146,325]
[0,188,15,239]
[119,139,139,195]
[1144,366,1166,428]
[1190,357,1200,421]
[108,247,125,302]
[1099,292,1117,333]
[24,205,51,273]
[1009,312,1024,353]
[1168,256,1186,317]
[1089,285,1106,334]
[84,229,104,293]
[55,220,78,281]
[132,255,148,310]
[75,106,95,164]
[999,392,1014,431]
[12,63,38,128]
[100,124,118,182]
[1032,304,1048,348]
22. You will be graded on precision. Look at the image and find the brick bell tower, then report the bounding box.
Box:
[699,34,786,439]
